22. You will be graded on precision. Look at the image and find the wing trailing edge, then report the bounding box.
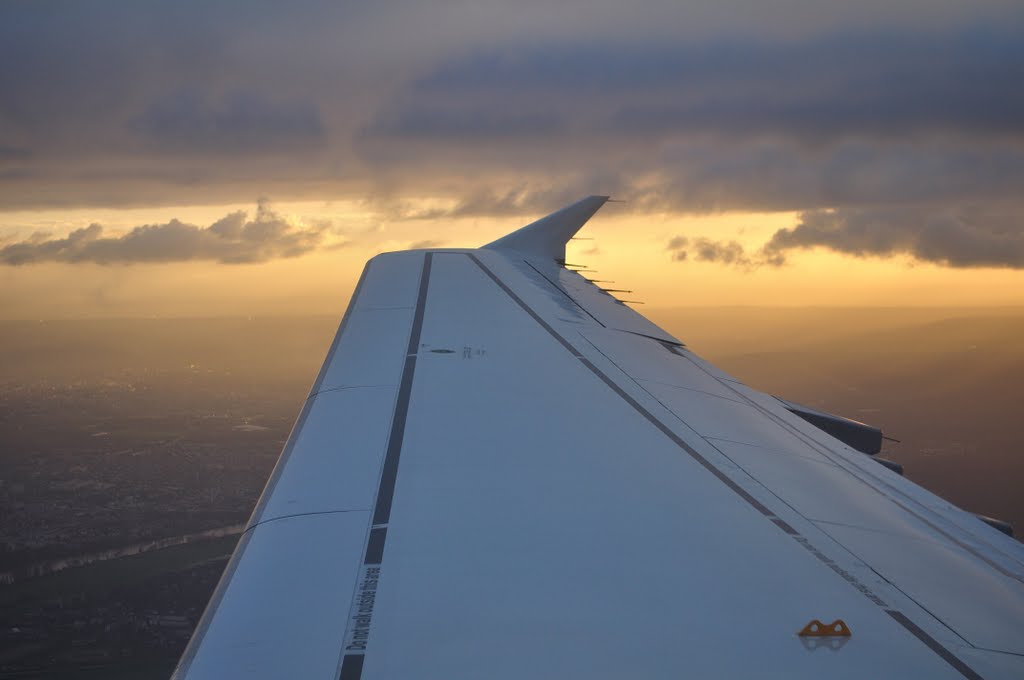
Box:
[482,195,609,261]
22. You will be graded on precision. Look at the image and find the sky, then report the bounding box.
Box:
[1,0,1024,318]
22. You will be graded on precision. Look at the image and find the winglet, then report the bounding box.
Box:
[483,195,610,261]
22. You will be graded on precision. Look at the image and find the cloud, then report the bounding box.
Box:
[353,26,1024,218]
[0,201,331,265]
[667,206,1024,270]
[365,110,564,141]
[361,178,633,222]
[0,145,30,160]
[393,29,1024,144]
[652,139,1024,213]
[407,239,445,249]
[130,90,325,153]
[1,0,1023,226]
[666,235,775,269]
[763,206,1024,268]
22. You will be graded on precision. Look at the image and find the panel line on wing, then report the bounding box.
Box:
[637,379,750,407]
[577,357,778,516]
[246,388,320,527]
[310,263,373,396]
[887,610,986,680]
[521,259,606,328]
[364,527,387,565]
[247,259,381,529]
[469,255,584,358]
[467,252,988,680]
[471,252,787,525]
[313,383,397,397]
[171,529,255,679]
[372,253,434,526]
[576,310,1015,667]
[247,509,367,531]
[580,324,1024,656]
[335,252,434,680]
[674,349,1024,582]
[573,330,927,613]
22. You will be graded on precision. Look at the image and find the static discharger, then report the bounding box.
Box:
[798,619,852,637]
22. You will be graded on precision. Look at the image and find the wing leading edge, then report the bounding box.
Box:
[174,198,1024,680]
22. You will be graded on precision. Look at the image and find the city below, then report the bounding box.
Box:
[1,311,1021,678]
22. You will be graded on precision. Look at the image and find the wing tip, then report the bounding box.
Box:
[482,195,611,260]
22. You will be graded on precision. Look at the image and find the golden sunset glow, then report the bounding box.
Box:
[4,202,1023,320]
[3,4,1024,675]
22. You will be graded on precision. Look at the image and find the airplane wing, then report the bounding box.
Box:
[173,197,1024,680]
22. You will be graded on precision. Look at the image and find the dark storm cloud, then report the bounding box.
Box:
[353,24,1024,220]
[608,32,1024,141]
[1,0,1024,239]
[0,203,329,265]
[131,91,325,153]
[366,27,1024,146]
[367,110,564,141]
[0,0,340,177]
[0,145,30,160]
[763,207,1024,269]
[648,139,1024,213]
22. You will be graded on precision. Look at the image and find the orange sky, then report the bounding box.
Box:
[3,200,1023,320]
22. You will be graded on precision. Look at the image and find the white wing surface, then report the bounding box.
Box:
[174,197,1024,680]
